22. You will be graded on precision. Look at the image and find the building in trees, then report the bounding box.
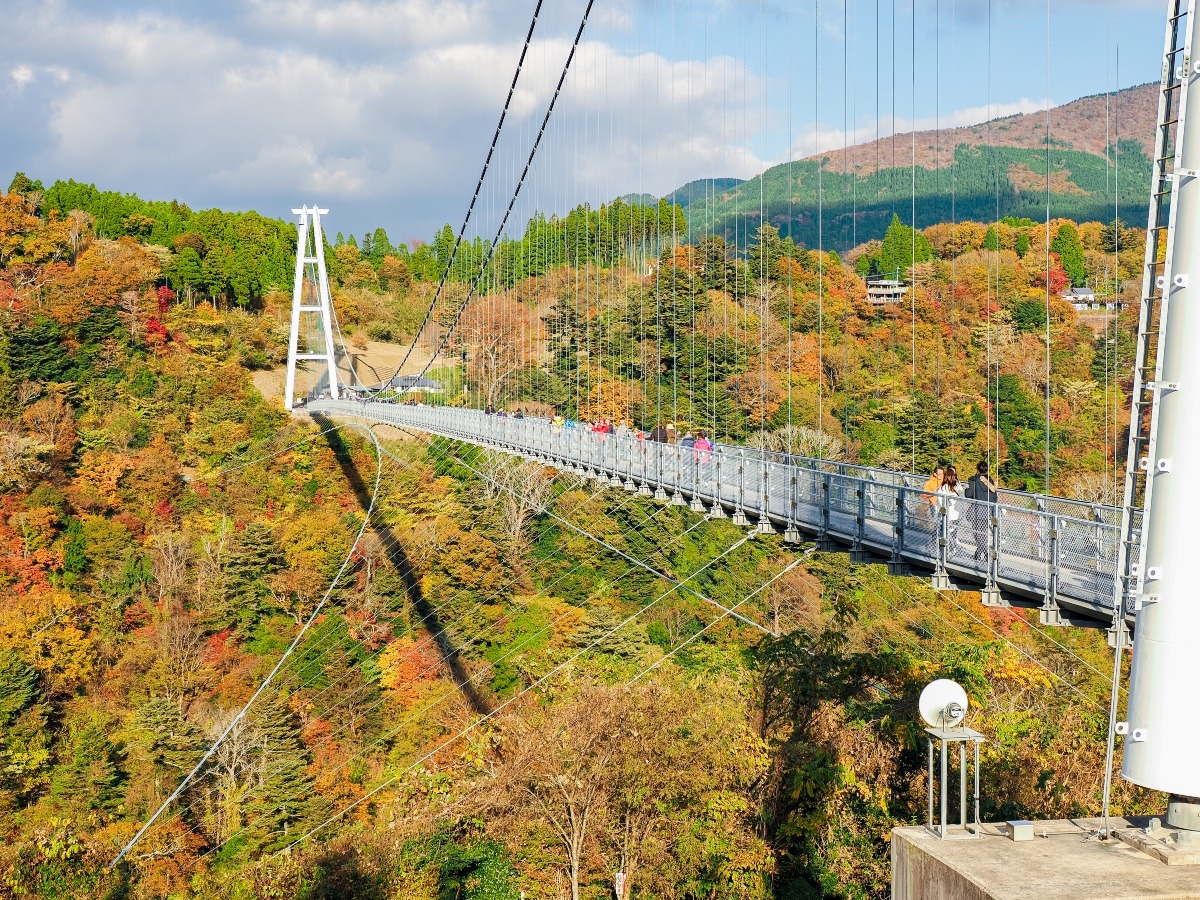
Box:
[864,276,909,305]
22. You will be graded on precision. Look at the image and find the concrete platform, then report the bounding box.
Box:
[892,818,1200,900]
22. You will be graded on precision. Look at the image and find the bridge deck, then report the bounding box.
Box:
[306,400,1136,628]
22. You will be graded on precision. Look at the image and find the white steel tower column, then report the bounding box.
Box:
[1123,0,1200,810]
[284,205,340,410]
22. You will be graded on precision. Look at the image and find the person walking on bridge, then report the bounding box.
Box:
[649,422,668,442]
[922,463,946,515]
[965,461,999,562]
[939,465,965,548]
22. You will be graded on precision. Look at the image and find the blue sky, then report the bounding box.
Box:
[1,0,1165,245]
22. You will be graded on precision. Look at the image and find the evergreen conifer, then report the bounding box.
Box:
[1051,221,1087,287]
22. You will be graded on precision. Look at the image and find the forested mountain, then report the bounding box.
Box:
[680,83,1157,250]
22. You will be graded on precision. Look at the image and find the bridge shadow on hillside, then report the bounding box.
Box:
[312,414,492,716]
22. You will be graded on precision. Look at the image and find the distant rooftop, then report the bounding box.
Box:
[390,374,443,392]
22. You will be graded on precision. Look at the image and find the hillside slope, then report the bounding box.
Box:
[683,83,1156,251]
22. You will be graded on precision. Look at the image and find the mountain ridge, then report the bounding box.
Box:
[665,82,1157,250]
[805,82,1156,176]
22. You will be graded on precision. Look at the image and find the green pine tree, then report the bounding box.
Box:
[0,651,38,726]
[132,697,204,774]
[7,172,44,195]
[245,699,329,852]
[876,214,933,278]
[61,518,87,585]
[225,523,285,632]
[369,227,393,268]
[571,603,650,659]
[1051,221,1087,287]
[50,723,125,813]
[0,652,50,807]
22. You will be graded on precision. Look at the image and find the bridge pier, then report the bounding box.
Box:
[890,503,910,575]
[930,571,956,591]
[708,503,728,520]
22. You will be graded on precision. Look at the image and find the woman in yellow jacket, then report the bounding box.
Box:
[922,464,946,515]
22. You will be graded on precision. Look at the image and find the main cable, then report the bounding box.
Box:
[379,0,546,388]
[398,0,599,398]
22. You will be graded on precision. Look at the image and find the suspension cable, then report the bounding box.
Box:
[380,0,547,389]
[398,0,599,399]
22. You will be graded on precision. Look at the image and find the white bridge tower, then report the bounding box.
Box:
[1120,0,1200,826]
[284,205,340,410]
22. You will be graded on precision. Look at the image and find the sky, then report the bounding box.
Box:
[1,0,1166,246]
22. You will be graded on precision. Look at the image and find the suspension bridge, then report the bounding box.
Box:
[309,397,1130,629]
[112,0,1200,883]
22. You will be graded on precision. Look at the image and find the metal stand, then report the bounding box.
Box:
[925,726,986,840]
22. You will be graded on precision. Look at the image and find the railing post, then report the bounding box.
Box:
[709,446,727,518]
[782,463,802,544]
[888,487,910,576]
[850,480,869,563]
[1092,505,1106,603]
[931,500,953,590]
[980,504,1004,606]
[622,435,637,491]
[1040,514,1065,626]
[755,458,777,534]
[653,443,668,502]
[733,450,749,525]
[815,473,835,550]
[689,444,706,511]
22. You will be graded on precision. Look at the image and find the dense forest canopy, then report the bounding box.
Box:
[4,168,1143,495]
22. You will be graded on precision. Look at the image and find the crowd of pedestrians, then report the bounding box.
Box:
[540,413,716,462]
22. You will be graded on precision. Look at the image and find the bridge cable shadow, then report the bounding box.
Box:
[312,414,493,716]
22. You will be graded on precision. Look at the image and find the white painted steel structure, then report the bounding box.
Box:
[284,206,340,411]
[1121,0,1200,802]
[305,399,1133,627]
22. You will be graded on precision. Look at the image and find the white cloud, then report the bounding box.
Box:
[10,65,34,87]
